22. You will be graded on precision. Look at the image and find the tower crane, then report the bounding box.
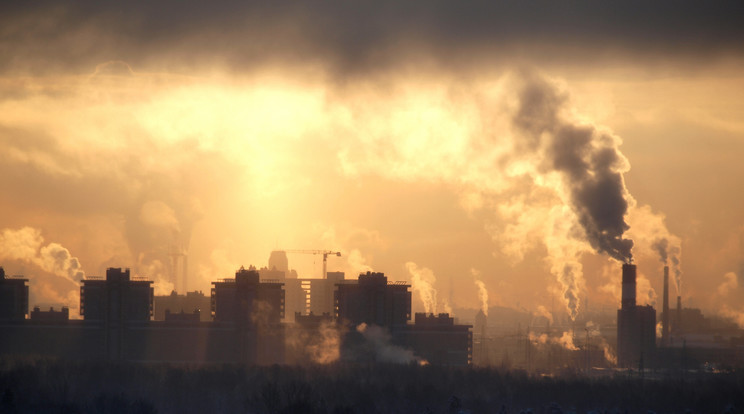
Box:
[284,250,341,279]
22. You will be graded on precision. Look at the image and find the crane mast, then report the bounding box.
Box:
[284,250,341,279]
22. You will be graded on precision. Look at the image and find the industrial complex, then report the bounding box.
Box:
[1,253,743,372]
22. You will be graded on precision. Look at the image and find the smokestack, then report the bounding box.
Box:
[621,263,637,309]
[676,295,682,333]
[662,266,669,346]
[183,254,188,293]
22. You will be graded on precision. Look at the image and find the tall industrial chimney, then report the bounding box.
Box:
[621,263,637,309]
[676,295,682,333]
[661,266,670,346]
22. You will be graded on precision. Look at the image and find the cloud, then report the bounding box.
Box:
[2,1,744,77]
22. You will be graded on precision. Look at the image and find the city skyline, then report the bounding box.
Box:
[1,1,744,324]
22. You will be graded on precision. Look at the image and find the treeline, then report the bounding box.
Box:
[0,358,742,414]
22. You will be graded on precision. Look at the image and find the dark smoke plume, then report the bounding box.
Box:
[513,74,634,263]
[652,238,669,264]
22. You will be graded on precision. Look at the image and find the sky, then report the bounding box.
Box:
[1,1,743,323]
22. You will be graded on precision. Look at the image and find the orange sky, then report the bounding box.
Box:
[1,2,743,323]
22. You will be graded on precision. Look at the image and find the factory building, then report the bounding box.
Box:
[0,267,29,320]
[616,263,656,368]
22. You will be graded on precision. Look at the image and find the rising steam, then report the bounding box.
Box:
[528,330,578,351]
[535,305,553,325]
[0,227,85,311]
[356,323,426,365]
[629,205,683,294]
[405,262,438,314]
[474,279,489,317]
[718,272,738,296]
[341,71,647,320]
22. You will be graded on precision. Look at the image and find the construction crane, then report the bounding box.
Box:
[284,250,341,279]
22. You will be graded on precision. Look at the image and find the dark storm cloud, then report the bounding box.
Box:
[2,1,743,75]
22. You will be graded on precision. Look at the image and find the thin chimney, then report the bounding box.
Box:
[621,263,637,309]
[676,295,682,334]
[662,265,670,346]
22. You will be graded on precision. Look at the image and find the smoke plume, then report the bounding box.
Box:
[285,320,342,364]
[0,227,85,311]
[599,338,617,366]
[137,258,175,296]
[474,279,489,317]
[495,72,639,319]
[405,262,438,314]
[356,323,426,365]
[512,73,634,263]
[718,272,738,296]
[307,322,342,364]
[535,305,553,325]
[720,305,744,329]
[528,330,578,351]
[628,205,683,294]
[636,274,657,306]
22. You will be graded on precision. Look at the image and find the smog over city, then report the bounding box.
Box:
[1,2,744,413]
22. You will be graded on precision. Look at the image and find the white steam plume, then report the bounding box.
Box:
[405,262,438,314]
[599,338,617,366]
[307,321,342,364]
[636,273,657,306]
[136,258,174,296]
[0,227,85,313]
[474,278,489,317]
[0,227,86,283]
[339,72,671,319]
[718,272,738,296]
[720,305,744,329]
[528,330,578,351]
[285,320,342,365]
[356,323,426,365]
[629,205,683,294]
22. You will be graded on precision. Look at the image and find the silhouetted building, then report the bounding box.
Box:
[211,266,285,363]
[154,290,211,322]
[283,278,305,321]
[268,250,289,274]
[474,309,488,365]
[617,263,656,368]
[211,266,285,324]
[79,268,154,360]
[0,267,28,320]
[295,311,334,327]
[30,306,69,322]
[335,271,411,329]
[308,271,345,316]
[80,268,153,322]
[164,309,200,323]
[402,313,472,366]
[259,267,285,282]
